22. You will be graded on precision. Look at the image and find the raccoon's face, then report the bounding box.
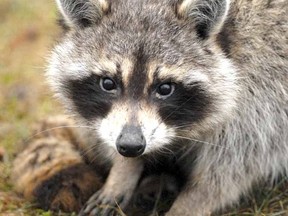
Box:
[47,0,238,157]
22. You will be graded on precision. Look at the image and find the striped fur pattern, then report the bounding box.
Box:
[12,116,104,212]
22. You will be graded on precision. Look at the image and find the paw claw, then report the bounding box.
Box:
[79,189,126,216]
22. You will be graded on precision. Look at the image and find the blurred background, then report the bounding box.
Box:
[0,1,65,215]
[0,0,61,155]
[0,1,287,216]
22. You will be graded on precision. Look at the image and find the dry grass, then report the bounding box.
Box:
[0,1,287,216]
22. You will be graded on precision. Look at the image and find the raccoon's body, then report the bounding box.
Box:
[12,0,288,215]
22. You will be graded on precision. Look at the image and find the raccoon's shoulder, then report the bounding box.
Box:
[218,0,287,62]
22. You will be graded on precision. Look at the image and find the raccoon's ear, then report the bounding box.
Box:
[55,0,110,28]
[177,0,230,39]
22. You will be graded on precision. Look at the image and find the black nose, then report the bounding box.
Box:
[116,125,146,157]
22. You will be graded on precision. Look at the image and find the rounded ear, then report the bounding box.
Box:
[177,0,230,39]
[55,0,110,28]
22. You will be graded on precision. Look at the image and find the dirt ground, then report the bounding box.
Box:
[0,1,287,216]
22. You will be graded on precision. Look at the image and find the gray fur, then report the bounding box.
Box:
[47,0,288,215]
[56,0,108,27]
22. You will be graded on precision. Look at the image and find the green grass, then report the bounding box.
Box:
[0,1,287,216]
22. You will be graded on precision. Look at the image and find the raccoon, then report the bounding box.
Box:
[13,0,288,215]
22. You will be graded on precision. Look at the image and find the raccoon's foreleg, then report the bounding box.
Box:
[80,155,144,216]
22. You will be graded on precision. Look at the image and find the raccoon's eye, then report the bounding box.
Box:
[100,77,117,92]
[156,83,175,98]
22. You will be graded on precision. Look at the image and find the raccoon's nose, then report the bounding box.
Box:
[116,125,146,157]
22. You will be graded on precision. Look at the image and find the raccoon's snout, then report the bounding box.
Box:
[116,125,146,157]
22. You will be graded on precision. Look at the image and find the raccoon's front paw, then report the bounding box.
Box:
[79,188,129,216]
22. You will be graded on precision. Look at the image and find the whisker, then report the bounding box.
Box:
[170,135,229,149]
[23,125,95,144]
[175,143,197,163]
[143,152,161,165]
[80,142,111,161]
[89,150,116,164]
[151,95,198,136]
[171,125,194,130]
[80,143,101,158]
[157,146,177,157]
[162,97,195,124]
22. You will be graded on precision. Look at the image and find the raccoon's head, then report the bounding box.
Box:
[47,0,238,157]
